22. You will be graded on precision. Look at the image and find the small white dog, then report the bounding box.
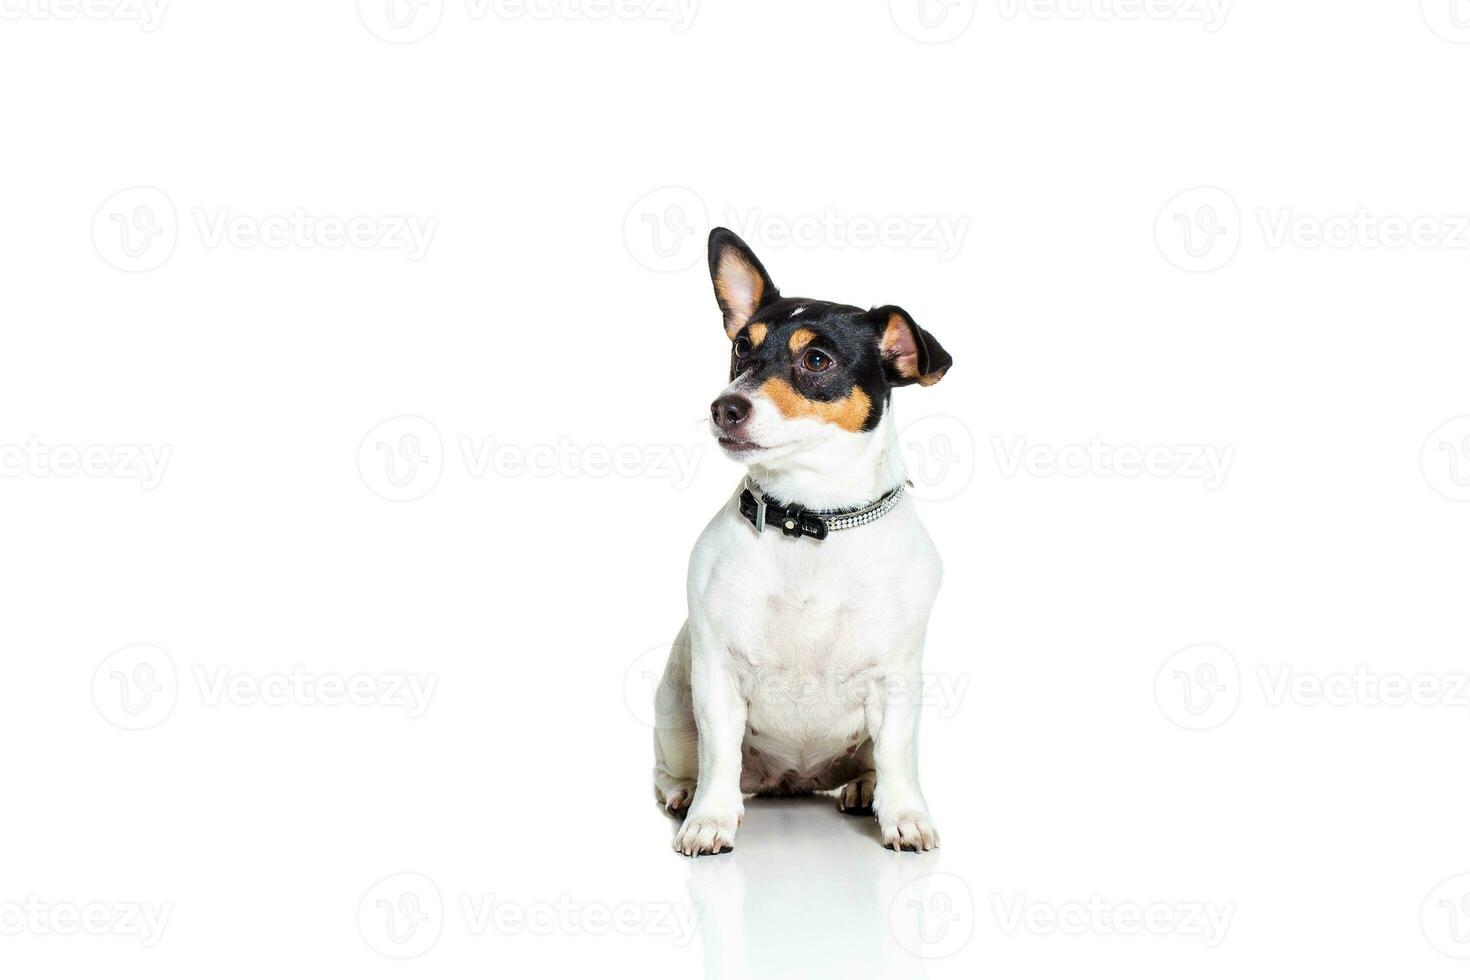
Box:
[654,228,952,856]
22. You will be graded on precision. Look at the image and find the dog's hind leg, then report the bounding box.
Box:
[836,739,877,815]
[653,623,699,816]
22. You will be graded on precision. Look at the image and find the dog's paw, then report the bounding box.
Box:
[837,771,876,815]
[656,777,696,817]
[673,808,740,857]
[878,810,940,852]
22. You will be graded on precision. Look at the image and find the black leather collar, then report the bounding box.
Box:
[737,478,909,541]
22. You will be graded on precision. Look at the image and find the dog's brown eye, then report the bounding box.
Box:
[801,349,834,372]
[733,337,752,359]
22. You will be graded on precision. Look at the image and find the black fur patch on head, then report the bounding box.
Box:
[728,298,890,431]
[707,227,952,433]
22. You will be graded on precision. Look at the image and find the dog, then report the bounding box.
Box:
[653,228,953,856]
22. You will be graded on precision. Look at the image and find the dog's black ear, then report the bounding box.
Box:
[873,306,952,387]
[708,228,779,339]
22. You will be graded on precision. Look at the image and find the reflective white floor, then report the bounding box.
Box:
[670,795,952,979]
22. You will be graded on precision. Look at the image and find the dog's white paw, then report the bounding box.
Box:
[837,771,877,815]
[674,808,740,857]
[655,776,697,816]
[878,809,940,852]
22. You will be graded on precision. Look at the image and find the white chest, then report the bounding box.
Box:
[687,494,942,731]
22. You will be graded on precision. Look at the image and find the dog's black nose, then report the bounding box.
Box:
[711,394,751,431]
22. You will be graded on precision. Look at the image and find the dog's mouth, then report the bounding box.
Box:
[717,436,764,455]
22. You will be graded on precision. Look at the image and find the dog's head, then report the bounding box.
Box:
[706,228,952,466]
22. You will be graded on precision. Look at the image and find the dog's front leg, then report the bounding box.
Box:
[673,627,746,857]
[870,666,940,852]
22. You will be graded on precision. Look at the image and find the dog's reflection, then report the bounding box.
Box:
[681,795,939,979]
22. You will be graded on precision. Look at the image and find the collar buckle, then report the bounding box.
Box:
[744,478,767,534]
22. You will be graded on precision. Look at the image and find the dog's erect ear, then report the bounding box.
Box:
[708,228,779,339]
[873,306,952,387]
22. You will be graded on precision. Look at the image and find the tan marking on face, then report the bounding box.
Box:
[747,323,768,348]
[787,327,817,353]
[760,377,871,433]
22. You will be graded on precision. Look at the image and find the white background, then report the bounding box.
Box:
[3,0,1470,976]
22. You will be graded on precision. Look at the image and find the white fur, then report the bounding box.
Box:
[654,382,943,855]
